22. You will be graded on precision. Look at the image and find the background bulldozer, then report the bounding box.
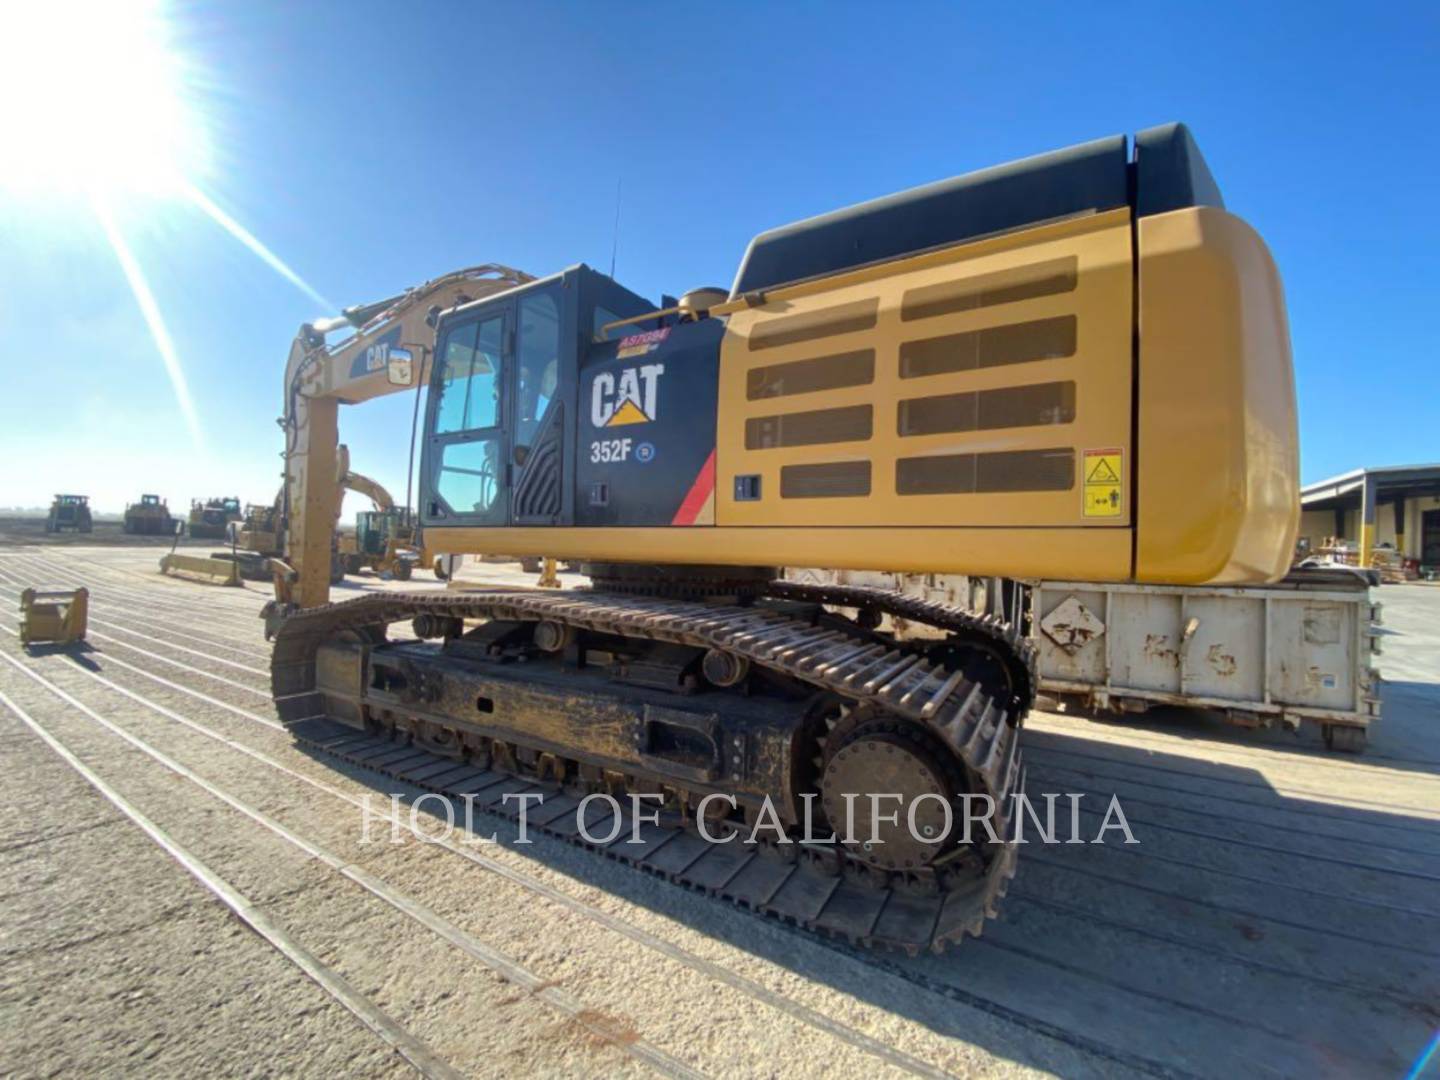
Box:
[187,496,242,540]
[122,494,176,535]
[45,495,92,534]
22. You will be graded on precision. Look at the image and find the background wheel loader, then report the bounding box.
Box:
[331,462,431,581]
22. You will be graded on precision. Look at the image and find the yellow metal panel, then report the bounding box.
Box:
[1135,207,1299,584]
[716,208,1134,529]
[428,525,1131,581]
[423,208,1294,590]
[158,553,242,587]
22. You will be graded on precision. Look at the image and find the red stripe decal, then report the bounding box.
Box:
[671,449,716,525]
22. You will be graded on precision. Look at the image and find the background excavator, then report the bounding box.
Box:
[187,496,242,540]
[221,449,431,582]
[333,458,433,581]
[262,124,1299,954]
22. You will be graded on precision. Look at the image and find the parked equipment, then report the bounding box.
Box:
[159,552,241,586]
[220,453,420,582]
[263,124,1300,953]
[217,490,308,582]
[1031,569,1381,752]
[340,507,414,579]
[333,462,430,580]
[123,494,176,535]
[228,497,283,565]
[45,494,92,533]
[188,496,242,540]
[157,517,242,585]
[18,587,88,645]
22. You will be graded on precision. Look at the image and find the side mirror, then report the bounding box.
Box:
[387,346,415,386]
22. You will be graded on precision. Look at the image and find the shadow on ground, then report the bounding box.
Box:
[302,717,1440,1080]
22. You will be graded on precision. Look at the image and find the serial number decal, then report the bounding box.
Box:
[590,438,634,463]
[616,326,670,359]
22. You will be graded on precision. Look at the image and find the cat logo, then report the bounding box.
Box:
[591,363,664,428]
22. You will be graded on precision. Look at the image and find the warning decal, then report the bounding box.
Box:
[1082,448,1123,518]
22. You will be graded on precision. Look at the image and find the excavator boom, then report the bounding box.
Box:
[279,264,532,604]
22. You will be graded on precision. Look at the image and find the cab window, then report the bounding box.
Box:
[434,316,504,434]
[594,305,638,341]
[515,292,559,451]
[435,439,504,520]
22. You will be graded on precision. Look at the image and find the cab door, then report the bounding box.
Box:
[509,286,564,525]
[423,303,514,526]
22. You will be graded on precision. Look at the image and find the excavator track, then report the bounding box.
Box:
[765,579,1037,715]
[270,587,1030,954]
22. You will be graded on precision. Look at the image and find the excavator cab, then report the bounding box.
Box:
[419,268,656,531]
[354,508,404,558]
[190,496,243,539]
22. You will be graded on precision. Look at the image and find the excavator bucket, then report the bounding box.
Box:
[19,587,89,646]
[159,552,242,586]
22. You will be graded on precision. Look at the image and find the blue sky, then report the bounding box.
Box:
[1,1,1435,515]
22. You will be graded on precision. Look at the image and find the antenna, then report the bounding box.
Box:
[609,177,622,279]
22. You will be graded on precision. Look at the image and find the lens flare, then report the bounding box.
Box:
[0,0,337,454]
[92,195,205,449]
[184,183,335,312]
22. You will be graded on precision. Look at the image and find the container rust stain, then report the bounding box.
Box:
[1144,634,1178,666]
[1206,643,1238,678]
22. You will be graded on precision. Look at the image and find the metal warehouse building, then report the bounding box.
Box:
[1299,463,1440,568]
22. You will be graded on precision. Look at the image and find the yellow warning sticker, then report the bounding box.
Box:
[1082,448,1123,518]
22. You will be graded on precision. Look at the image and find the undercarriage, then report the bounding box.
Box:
[268,576,1035,954]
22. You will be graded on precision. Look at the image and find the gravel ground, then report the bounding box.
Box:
[1,545,1436,1078]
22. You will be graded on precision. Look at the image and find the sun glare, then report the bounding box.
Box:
[184,182,336,311]
[91,193,204,448]
[0,0,334,452]
[0,0,207,197]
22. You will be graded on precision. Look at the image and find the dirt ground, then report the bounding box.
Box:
[1,541,1437,1078]
[0,516,224,549]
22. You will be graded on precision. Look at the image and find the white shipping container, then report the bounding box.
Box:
[1031,572,1382,752]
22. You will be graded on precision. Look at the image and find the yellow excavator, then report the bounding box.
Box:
[187,496,242,539]
[332,458,432,581]
[263,124,1298,953]
[221,451,427,582]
